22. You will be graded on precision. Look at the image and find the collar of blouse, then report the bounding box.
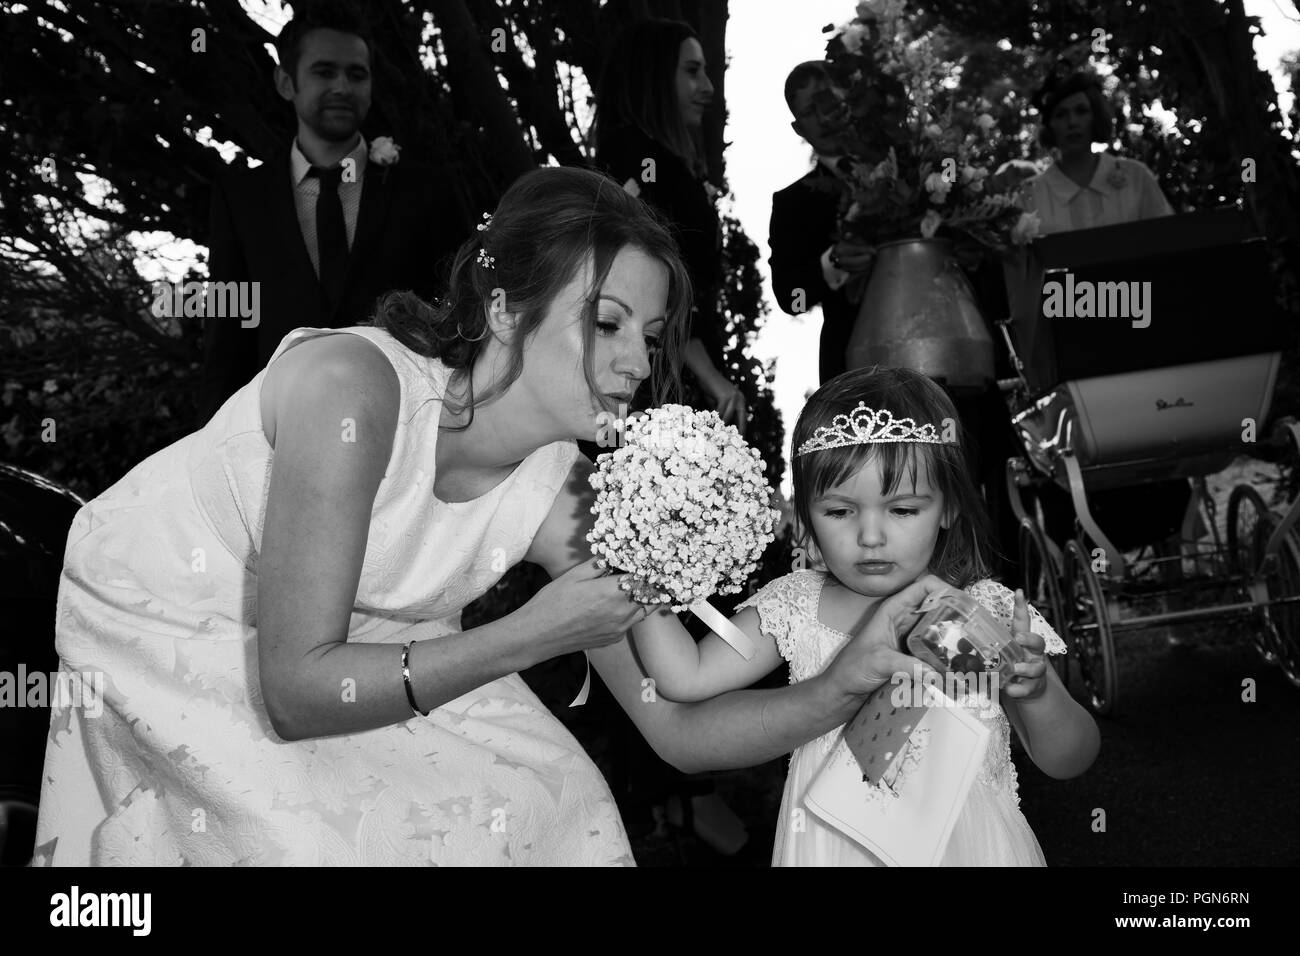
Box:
[1041,152,1129,204]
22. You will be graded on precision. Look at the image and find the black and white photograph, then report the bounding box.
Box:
[1,0,1297,914]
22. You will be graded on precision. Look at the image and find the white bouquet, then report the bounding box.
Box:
[586,404,779,658]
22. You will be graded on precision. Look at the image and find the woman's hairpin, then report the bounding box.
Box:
[476,213,495,266]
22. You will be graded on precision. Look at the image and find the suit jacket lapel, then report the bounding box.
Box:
[805,163,851,224]
[810,162,851,196]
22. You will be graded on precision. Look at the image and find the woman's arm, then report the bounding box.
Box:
[682,336,736,400]
[631,605,781,702]
[588,636,856,772]
[256,336,561,741]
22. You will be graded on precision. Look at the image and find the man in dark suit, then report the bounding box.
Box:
[769,62,877,385]
[200,4,467,423]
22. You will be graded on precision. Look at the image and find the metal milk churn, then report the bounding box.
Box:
[844,238,995,390]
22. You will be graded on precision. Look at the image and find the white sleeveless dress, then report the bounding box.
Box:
[737,570,1067,867]
[32,326,633,866]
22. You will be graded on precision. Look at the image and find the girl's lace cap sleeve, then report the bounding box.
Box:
[735,572,812,663]
[967,579,1067,655]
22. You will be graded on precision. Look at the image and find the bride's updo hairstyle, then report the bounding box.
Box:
[374,165,690,426]
[790,366,994,589]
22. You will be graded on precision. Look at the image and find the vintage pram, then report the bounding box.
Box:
[996,208,1298,715]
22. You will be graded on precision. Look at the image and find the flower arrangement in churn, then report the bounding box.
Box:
[815,0,1040,253]
[587,404,779,658]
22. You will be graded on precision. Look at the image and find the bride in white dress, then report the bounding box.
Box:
[33,167,938,866]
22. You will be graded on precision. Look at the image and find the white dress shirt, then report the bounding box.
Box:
[290,136,368,276]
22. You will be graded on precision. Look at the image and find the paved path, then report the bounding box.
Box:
[1018,622,1300,866]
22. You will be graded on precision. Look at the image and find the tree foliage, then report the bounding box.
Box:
[0,0,761,500]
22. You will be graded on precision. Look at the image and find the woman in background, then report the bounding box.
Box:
[1027,70,1172,235]
[594,18,745,433]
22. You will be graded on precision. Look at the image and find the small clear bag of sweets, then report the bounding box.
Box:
[904,589,1026,683]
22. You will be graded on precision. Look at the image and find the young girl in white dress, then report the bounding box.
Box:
[632,367,1100,866]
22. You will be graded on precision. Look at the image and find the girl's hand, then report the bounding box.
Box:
[1002,589,1048,700]
[821,574,949,705]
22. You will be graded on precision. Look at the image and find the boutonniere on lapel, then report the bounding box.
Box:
[1105,163,1127,190]
[368,136,401,183]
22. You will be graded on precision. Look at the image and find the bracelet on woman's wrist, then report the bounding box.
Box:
[402,641,429,718]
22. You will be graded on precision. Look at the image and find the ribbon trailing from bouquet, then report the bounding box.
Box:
[570,655,592,708]
[689,599,756,659]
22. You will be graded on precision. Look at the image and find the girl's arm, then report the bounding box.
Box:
[631,605,782,702]
[1000,591,1100,779]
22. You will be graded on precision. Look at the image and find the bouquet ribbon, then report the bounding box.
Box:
[689,599,757,660]
[570,655,592,708]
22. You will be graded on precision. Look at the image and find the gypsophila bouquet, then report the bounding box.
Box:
[586,405,778,617]
[815,0,1035,251]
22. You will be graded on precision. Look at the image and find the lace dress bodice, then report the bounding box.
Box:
[737,570,1067,803]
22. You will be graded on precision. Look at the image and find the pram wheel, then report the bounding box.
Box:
[1018,518,1068,688]
[1255,512,1300,687]
[1229,484,1280,663]
[1064,540,1117,715]
[1227,485,1269,577]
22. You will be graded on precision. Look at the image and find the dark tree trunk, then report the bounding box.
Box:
[1163,0,1300,282]
[427,0,535,180]
[468,0,587,166]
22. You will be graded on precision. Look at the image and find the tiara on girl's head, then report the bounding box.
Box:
[476,212,492,232]
[794,402,947,458]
